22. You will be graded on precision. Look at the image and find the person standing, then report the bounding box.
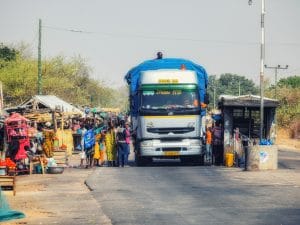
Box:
[105,122,117,167]
[42,122,55,158]
[205,127,212,164]
[99,134,106,166]
[93,133,101,166]
[83,127,95,168]
[212,121,223,165]
[116,126,127,167]
[124,122,131,167]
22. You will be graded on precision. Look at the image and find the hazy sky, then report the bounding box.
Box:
[1,0,299,87]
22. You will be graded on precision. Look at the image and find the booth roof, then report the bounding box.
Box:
[218,94,279,108]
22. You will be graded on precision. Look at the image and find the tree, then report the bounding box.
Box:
[0,44,128,110]
[277,76,300,89]
[207,73,259,109]
[0,43,17,61]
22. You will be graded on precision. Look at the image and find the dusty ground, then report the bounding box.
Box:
[1,154,111,225]
[277,128,300,151]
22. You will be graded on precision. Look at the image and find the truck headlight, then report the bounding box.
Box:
[189,139,201,145]
[140,141,153,147]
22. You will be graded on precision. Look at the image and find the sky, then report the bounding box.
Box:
[1,0,300,88]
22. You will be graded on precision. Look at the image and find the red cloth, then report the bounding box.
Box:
[15,139,29,160]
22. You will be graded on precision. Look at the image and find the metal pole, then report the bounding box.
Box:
[248,0,265,140]
[213,83,216,109]
[0,81,3,114]
[259,0,265,141]
[38,19,42,95]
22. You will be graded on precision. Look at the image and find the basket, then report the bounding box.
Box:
[47,166,64,174]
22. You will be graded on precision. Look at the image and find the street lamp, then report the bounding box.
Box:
[248,0,265,141]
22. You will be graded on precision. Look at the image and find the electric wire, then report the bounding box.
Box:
[43,25,300,47]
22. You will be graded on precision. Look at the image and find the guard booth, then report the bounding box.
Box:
[218,95,279,169]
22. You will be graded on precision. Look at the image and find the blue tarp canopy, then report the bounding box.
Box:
[124,58,209,116]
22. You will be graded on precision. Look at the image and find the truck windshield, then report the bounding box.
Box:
[141,89,200,110]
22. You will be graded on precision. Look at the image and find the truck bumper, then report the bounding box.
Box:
[139,139,203,157]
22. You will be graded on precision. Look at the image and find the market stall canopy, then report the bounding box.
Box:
[19,95,83,115]
[4,112,29,124]
[218,95,279,108]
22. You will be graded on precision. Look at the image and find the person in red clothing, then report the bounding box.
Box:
[206,127,212,164]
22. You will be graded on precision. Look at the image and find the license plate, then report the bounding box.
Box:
[164,151,180,156]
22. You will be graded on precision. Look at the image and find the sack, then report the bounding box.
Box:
[84,129,95,149]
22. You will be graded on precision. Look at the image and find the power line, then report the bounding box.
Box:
[43,24,300,47]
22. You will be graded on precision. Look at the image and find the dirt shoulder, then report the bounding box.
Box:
[276,128,300,152]
[2,155,111,225]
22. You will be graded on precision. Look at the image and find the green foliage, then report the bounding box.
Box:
[207,73,258,109]
[0,44,127,110]
[276,87,300,128]
[0,43,17,61]
[277,76,300,89]
[265,76,300,129]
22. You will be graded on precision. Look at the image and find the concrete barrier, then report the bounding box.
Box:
[247,145,278,170]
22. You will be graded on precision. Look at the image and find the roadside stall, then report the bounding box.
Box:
[4,113,30,173]
[5,95,84,171]
[218,94,279,170]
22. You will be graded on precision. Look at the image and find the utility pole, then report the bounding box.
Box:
[238,80,241,96]
[248,0,265,141]
[0,81,3,114]
[264,64,288,99]
[213,79,216,109]
[264,64,288,140]
[37,19,42,95]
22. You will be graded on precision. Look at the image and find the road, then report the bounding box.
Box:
[86,148,300,225]
[278,148,300,170]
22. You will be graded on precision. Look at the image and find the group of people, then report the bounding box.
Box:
[73,117,131,168]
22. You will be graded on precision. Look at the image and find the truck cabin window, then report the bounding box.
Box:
[141,90,199,110]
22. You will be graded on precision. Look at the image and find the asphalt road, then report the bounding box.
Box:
[86,149,300,225]
[278,148,300,170]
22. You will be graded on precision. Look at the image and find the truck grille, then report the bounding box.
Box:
[156,147,187,152]
[147,127,194,134]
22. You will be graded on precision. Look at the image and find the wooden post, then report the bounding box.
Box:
[52,110,57,132]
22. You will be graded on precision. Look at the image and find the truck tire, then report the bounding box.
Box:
[135,154,152,167]
[194,154,205,166]
[135,154,144,167]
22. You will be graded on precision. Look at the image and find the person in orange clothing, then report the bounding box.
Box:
[205,127,212,164]
[98,134,106,166]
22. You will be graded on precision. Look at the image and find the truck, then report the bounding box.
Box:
[125,57,209,166]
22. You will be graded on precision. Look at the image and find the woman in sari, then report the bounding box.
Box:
[105,122,117,167]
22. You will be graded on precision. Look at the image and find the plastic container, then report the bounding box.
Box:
[0,166,6,175]
[225,153,234,167]
[47,166,64,174]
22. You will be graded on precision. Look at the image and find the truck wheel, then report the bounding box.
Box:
[194,155,205,166]
[135,154,152,167]
[135,154,144,166]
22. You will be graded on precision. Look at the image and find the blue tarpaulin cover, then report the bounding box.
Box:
[124,58,208,116]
